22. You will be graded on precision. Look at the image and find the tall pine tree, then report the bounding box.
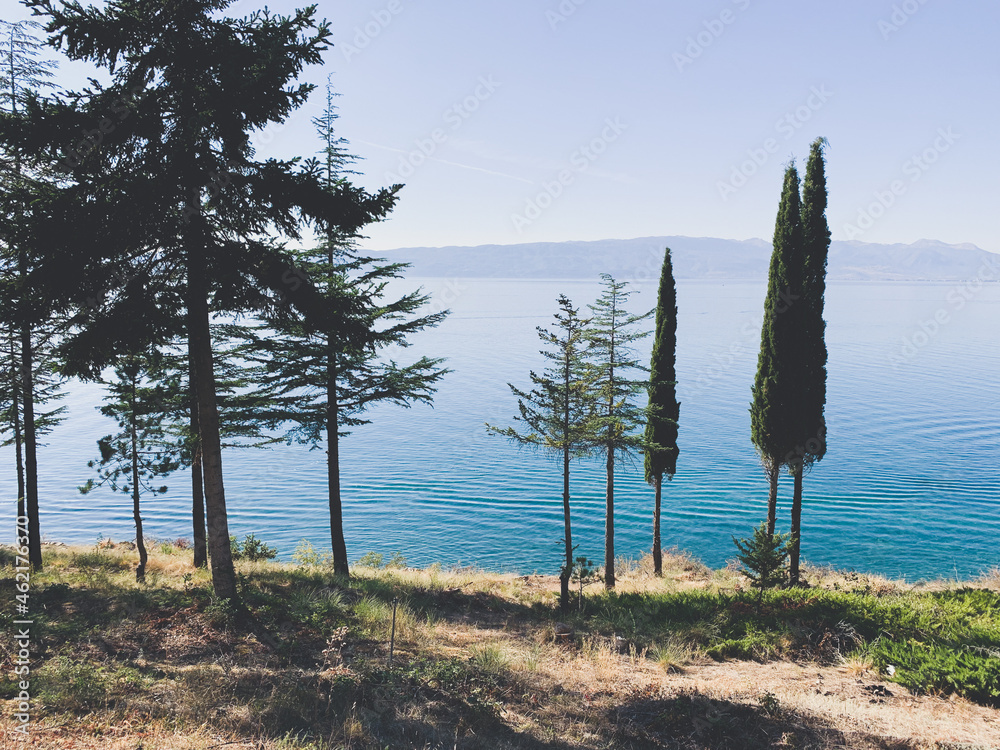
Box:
[19,0,395,604]
[487,295,597,610]
[79,350,184,582]
[644,249,680,577]
[239,82,444,580]
[587,275,653,590]
[0,19,61,569]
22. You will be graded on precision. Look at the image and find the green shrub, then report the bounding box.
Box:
[231,533,278,562]
[872,638,1000,706]
[292,540,330,567]
[356,551,384,569]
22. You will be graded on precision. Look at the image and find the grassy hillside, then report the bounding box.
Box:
[2,542,999,749]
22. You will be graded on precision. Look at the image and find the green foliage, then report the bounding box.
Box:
[644,248,680,482]
[732,522,792,601]
[798,136,831,467]
[291,539,331,567]
[872,638,1000,706]
[386,551,407,569]
[586,275,653,460]
[487,294,596,608]
[751,164,808,467]
[586,275,654,588]
[230,533,278,562]
[356,551,384,569]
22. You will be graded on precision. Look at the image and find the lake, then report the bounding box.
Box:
[4,277,999,581]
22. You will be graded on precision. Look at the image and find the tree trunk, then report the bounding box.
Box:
[189,357,207,568]
[187,247,238,601]
[327,353,350,578]
[789,467,803,585]
[9,327,25,521]
[129,380,147,583]
[652,474,662,576]
[560,444,572,611]
[604,440,615,590]
[19,306,41,570]
[765,462,779,538]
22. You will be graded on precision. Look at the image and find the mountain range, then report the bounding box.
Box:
[375,236,1000,282]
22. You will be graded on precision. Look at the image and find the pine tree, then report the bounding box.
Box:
[16,0,396,605]
[732,521,791,608]
[586,275,653,590]
[750,164,807,541]
[487,295,597,610]
[79,351,184,582]
[238,82,445,580]
[644,249,680,576]
[788,137,831,585]
[0,19,60,570]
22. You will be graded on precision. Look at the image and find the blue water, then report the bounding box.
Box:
[4,279,999,581]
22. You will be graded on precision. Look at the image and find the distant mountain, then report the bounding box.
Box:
[375,236,1000,282]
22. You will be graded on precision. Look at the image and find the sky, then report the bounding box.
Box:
[4,0,999,253]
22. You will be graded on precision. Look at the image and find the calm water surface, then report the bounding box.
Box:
[4,279,998,580]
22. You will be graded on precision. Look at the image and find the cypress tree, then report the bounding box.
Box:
[643,248,680,577]
[487,295,597,610]
[586,275,653,590]
[788,137,831,584]
[750,164,806,541]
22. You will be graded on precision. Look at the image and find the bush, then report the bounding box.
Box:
[292,540,330,567]
[732,522,791,605]
[230,533,278,562]
[873,638,1000,706]
[356,551,384,569]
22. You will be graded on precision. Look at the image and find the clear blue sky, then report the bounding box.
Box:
[5,0,999,252]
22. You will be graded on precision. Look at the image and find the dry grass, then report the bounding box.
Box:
[2,543,1000,749]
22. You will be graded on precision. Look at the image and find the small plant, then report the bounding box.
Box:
[386,551,407,569]
[292,539,330,567]
[571,555,597,611]
[469,642,512,674]
[732,522,792,608]
[356,551,384,569]
[230,533,278,562]
[758,690,781,717]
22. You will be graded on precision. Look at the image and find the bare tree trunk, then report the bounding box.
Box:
[189,357,207,568]
[187,247,238,601]
[789,467,803,585]
[327,354,349,578]
[9,327,25,521]
[129,380,147,583]
[765,462,779,538]
[19,301,40,570]
[560,444,572,611]
[605,443,615,590]
[652,474,662,576]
